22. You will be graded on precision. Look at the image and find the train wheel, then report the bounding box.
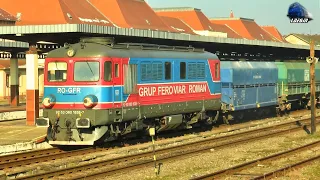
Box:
[222,115,230,125]
[276,108,280,117]
[276,108,283,117]
[306,105,311,110]
[284,109,290,116]
[256,109,264,118]
[237,112,244,120]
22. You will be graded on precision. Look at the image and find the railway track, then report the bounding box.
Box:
[0,114,310,172]
[190,139,320,180]
[0,147,106,171]
[252,154,320,180]
[13,117,318,180]
[0,147,63,170]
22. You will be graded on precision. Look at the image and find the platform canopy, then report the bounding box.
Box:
[0,24,319,60]
[0,0,319,60]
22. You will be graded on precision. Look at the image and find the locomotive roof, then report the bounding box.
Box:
[47,42,218,60]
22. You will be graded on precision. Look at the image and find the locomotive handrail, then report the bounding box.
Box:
[109,42,204,52]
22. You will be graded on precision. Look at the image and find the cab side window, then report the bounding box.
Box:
[104,61,112,81]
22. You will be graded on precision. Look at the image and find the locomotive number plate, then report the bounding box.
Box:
[56,110,85,115]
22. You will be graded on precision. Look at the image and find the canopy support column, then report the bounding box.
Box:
[10,55,19,107]
[26,45,39,126]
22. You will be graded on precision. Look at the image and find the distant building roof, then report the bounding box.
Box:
[210,17,279,41]
[1,0,114,26]
[153,7,202,12]
[90,0,175,31]
[0,8,16,22]
[261,26,286,42]
[154,7,215,31]
[159,16,196,34]
[286,34,320,46]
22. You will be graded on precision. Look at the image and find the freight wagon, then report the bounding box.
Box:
[276,62,320,112]
[220,61,278,123]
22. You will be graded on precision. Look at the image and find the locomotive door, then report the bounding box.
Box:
[112,58,123,106]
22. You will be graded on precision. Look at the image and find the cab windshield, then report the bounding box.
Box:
[47,62,67,82]
[74,61,100,82]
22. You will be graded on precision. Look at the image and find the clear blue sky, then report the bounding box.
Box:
[147,0,320,35]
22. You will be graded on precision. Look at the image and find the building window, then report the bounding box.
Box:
[47,61,67,82]
[180,62,186,79]
[104,61,112,81]
[165,62,171,80]
[19,74,22,87]
[74,61,100,82]
[6,74,9,87]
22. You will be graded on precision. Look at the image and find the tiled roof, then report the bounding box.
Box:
[287,34,320,45]
[0,2,288,43]
[210,22,243,39]
[261,26,286,42]
[90,0,175,32]
[211,18,279,41]
[0,8,16,22]
[1,0,114,26]
[159,16,196,34]
[154,7,215,31]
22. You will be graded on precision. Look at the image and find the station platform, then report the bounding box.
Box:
[0,119,50,155]
[0,104,43,121]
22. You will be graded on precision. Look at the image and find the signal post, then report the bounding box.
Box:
[307,40,317,134]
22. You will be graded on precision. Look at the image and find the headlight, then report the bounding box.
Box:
[42,95,56,108]
[83,95,98,108]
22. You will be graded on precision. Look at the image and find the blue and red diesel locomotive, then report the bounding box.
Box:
[36,37,221,145]
[36,37,320,146]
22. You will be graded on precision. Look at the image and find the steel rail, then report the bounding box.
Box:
[252,155,320,180]
[0,147,104,171]
[190,139,320,180]
[0,117,311,171]
[16,119,315,180]
[0,148,63,170]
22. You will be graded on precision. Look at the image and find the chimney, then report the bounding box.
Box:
[16,12,22,21]
[230,10,234,18]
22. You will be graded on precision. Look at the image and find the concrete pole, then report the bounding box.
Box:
[310,40,316,134]
[10,55,19,106]
[26,45,39,126]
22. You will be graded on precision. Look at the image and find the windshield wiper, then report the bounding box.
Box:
[86,61,95,77]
